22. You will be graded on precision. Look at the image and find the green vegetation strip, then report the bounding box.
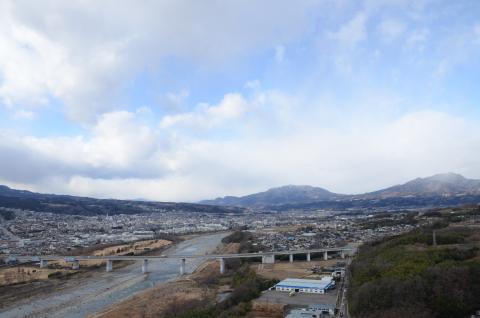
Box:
[348,226,480,318]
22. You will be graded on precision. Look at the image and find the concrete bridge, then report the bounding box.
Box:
[2,247,352,275]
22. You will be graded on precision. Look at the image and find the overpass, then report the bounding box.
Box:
[2,247,353,275]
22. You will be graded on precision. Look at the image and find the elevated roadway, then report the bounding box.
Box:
[2,247,353,275]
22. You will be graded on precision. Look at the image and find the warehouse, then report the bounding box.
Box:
[275,277,335,294]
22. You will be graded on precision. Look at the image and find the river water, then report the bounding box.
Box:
[0,232,228,318]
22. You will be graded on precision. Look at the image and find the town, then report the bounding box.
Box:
[1,206,420,256]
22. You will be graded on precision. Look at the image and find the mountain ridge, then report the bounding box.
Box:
[0,185,245,216]
[1,173,480,214]
[201,173,480,207]
[201,184,340,206]
[367,173,480,198]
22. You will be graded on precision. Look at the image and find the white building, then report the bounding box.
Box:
[274,277,335,294]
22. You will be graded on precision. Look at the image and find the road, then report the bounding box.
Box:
[337,256,352,318]
[0,232,228,318]
[8,247,353,262]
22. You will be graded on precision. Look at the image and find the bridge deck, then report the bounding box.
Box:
[4,247,352,262]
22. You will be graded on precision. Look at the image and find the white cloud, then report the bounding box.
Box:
[405,28,429,50]
[0,0,319,122]
[165,89,189,110]
[377,18,406,41]
[63,175,224,202]
[328,12,368,48]
[160,93,248,130]
[0,1,480,202]
[13,109,34,120]
[473,23,480,44]
[20,110,161,175]
[1,86,480,202]
[274,45,286,62]
[244,79,261,91]
[432,23,480,79]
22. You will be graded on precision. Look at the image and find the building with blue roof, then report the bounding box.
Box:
[274,277,335,294]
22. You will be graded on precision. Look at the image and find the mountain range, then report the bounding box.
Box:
[0,185,244,216]
[1,173,479,216]
[201,173,480,207]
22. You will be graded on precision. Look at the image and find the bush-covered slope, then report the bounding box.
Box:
[348,226,480,318]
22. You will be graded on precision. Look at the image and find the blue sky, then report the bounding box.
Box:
[0,0,480,201]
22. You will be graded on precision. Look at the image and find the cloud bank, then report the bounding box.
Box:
[0,0,480,201]
[1,91,479,201]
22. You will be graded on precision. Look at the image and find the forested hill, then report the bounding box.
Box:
[0,185,245,216]
[348,210,480,318]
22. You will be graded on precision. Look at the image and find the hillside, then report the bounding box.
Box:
[2,173,480,215]
[367,173,480,197]
[348,212,480,318]
[201,173,480,209]
[0,185,244,216]
[201,185,339,207]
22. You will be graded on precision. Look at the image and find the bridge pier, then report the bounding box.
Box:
[219,258,225,274]
[106,260,113,272]
[9,248,354,273]
[180,258,186,275]
[142,259,148,273]
[262,254,275,264]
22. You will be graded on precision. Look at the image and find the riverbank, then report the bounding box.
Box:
[0,239,172,288]
[92,239,241,318]
[0,232,228,318]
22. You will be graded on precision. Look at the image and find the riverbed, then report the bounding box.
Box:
[0,232,228,318]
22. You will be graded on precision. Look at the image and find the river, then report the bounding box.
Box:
[0,232,228,318]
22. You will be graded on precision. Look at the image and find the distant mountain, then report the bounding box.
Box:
[0,185,245,216]
[200,185,340,207]
[201,173,480,209]
[2,173,480,215]
[368,173,480,197]
[0,185,39,197]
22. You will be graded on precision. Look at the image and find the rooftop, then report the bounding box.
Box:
[275,277,334,290]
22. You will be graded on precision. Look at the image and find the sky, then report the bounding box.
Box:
[1,0,480,202]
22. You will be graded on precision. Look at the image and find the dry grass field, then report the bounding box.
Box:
[53,239,171,268]
[0,239,172,287]
[0,266,69,286]
[252,259,338,280]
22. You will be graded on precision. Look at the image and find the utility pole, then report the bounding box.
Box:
[432,230,437,247]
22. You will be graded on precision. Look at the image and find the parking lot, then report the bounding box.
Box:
[257,289,337,307]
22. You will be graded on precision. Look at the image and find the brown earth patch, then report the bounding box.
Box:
[252,259,338,281]
[247,301,285,318]
[0,266,71,286]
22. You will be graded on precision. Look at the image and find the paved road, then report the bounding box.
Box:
[8,247,353,262]
[337,257,352,318]
[0,232,227,318]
